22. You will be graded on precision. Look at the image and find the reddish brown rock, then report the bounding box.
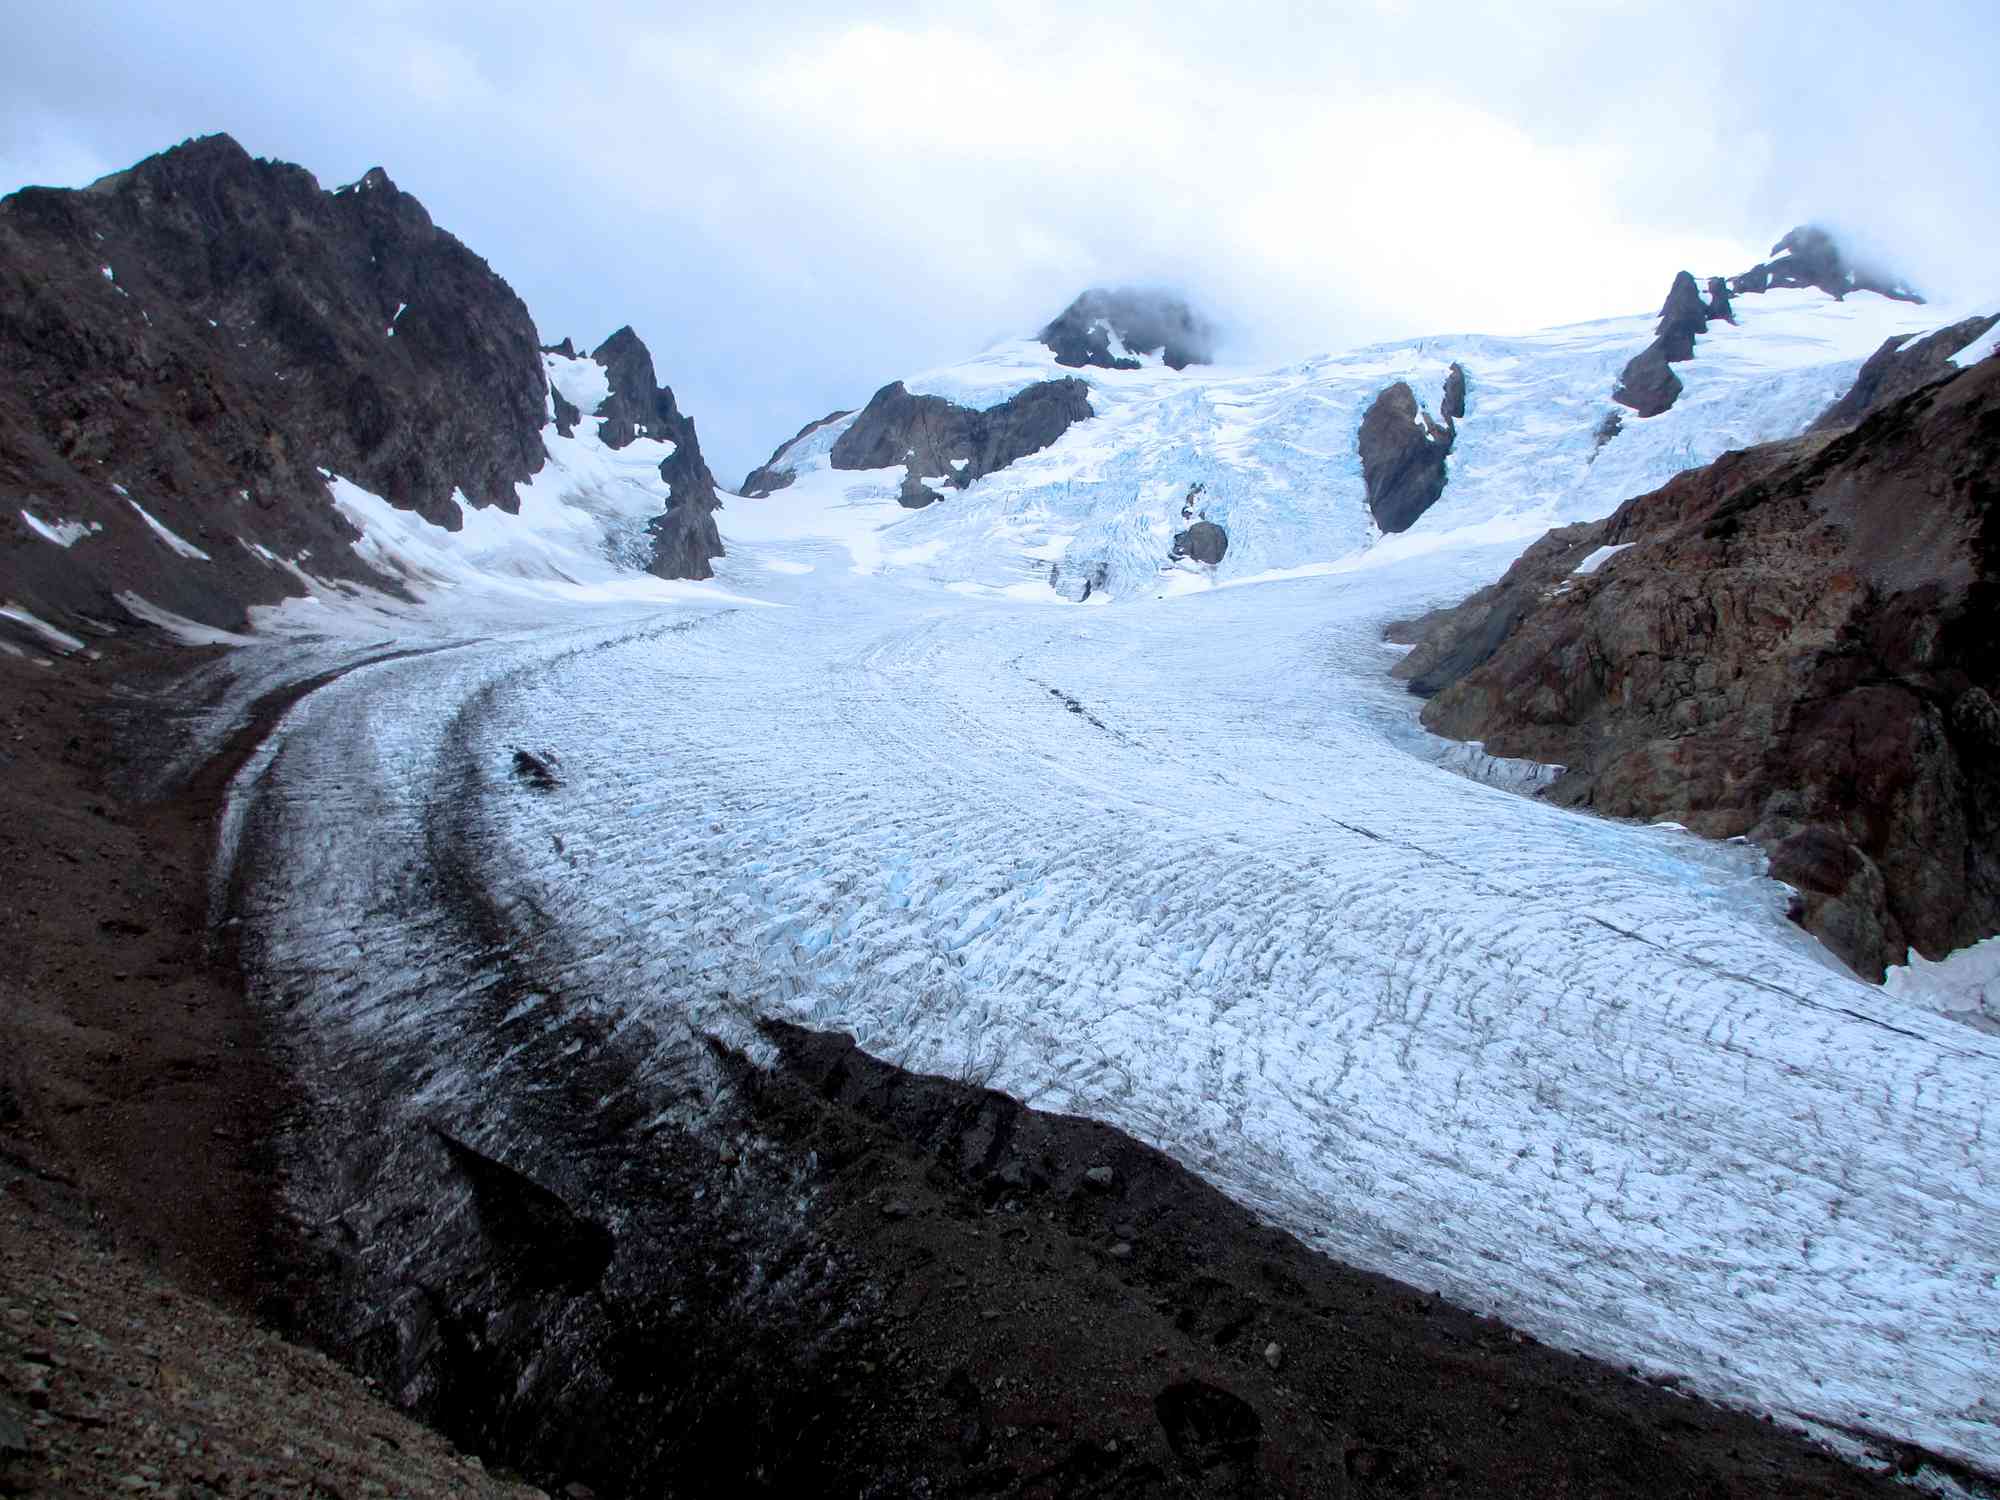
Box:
[1613,271,1711,419]
[1397,356,2000,979]
[1810,313,1999,433]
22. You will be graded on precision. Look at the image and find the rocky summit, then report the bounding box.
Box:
[0,133,722,635]
[1038,287,1215,370]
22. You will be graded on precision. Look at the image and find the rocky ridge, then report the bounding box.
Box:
[1392,349,2000,981]
[829,377,1093,509]
[0,134,723,643]
[586,326,725,580]
[1610,227,1922,423]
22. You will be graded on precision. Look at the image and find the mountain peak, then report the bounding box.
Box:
[1730,223,1922,304]
[1038,287,1215,371]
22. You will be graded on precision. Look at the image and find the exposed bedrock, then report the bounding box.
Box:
[1038,287,1215,371]
[1358,379,1456,533]
[1730,225,1924,304]
[0,133,731,621]
[1811,313,2000,433]
[1440,360,1469,423]
[588,326,725,580]
[1171,519,1229,564]
[739,409,852,498]
[1613,271,1711,418]
[0,134,552,626]
[830,377,1093,498]
[1611,228,1922,424]
[1393,354,2000,980]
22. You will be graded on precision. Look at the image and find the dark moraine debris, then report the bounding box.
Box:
[1038,286,1215,371]
[1154,1379,1263,1475]
[1358,381,1456,533]
[511,748,562,790]
[434,1130,614,1294]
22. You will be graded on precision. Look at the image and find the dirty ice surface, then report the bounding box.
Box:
[217,289,2000,1478]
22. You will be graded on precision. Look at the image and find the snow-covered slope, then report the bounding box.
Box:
[195,273,2000,1480]
[727,287,1993,602]
[147,348,751,650]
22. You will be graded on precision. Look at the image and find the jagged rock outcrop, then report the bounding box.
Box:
[586,327,724,580]
[0,133,732,626]
[1730,225,1923,304]
[1613,271,1711,419]
[1358,381,1456,533]
[1440,361,1469,423]
[1393,353,2000,980]
[739,409,851,498]
[1810,313,2000,433]
[0,133,555,627]
[1038,288,1214,371]
[830,378,1092,499]
[1171,520,1228,564]
[1607,229,1921,426]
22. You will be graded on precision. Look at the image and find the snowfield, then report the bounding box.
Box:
[213,286,2000,1477]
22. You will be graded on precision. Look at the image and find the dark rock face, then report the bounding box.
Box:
[586,327,723,581]
[1358,381,1456,533]
[548,383,580,440]
[1613,271,1711,418]
[1730,225,1924,304]
[1810,313,2000,433]
[830,378,1092,498]
[1610,228,1922,424]
[1440,361,1469,423]
[897,470,944,509]
[1171,520,1228,564]
[1038,288,1214,371]
[0,133,554,628]
[1395,357,2000,980]
[739,409,851,498]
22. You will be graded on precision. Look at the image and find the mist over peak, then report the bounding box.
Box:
[1038,287,1216,371]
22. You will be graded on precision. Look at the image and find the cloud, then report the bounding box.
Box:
[2,1,1994,479]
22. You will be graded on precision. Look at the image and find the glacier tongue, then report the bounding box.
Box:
[223,538,2000,1473]
[215,283,2000,1476]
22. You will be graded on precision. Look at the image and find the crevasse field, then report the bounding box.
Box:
[200,288,2000,1473]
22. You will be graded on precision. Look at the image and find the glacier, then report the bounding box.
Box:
[207,282,2000,1477]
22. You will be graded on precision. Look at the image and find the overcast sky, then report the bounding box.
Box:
[4,1,1994,481]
